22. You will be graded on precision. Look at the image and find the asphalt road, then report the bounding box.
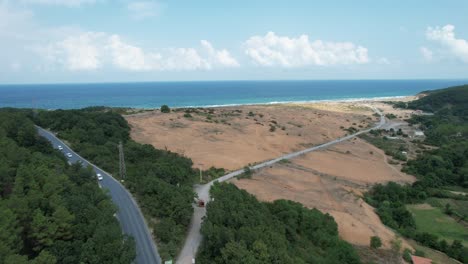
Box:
[36,126,161,264]
[177,106,385,264]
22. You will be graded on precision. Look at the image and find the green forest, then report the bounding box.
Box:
[33,107,196,260]
[365,85,468,263]
[198,182,361,264]
[0,109,135,264]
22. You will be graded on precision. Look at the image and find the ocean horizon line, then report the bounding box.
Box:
[1,79,466,110]
[1,78,468,87]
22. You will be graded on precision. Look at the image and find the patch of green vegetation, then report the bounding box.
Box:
[237,166,253,179]
[409,85,468,117]
[407,204,468,246]
[160,104,171,113]
[201,167,226,183]
[345,126,358,133]
[385,113,397,119]
[407,240,461,264]
[426,197,468,219]
[359,133,408,161]
[197,183,361,264]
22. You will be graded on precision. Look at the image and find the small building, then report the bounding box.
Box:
[414,130,425,137]
[411,255,432,264]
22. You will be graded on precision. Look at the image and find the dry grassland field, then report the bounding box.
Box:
[126,102,376,171]
[126,99,418,250]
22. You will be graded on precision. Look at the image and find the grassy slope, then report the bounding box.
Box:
[407,240,462,264]
[406,204,468,246]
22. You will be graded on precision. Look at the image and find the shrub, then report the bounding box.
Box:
[160,105,171,113]
[370,236,382,249]
[403,248,412,262]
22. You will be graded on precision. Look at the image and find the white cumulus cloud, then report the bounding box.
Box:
[39,32,239,71]
[244,31,369,67]
[108,35,152,71]
[426,24,468,63]
[201,40,240,68]
[42,32,104,71]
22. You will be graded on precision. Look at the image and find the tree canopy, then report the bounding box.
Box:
[34,107,196,259]
[0,109,135,263]
[198,182,362,264]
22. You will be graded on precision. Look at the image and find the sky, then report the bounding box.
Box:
[1,0,468,84]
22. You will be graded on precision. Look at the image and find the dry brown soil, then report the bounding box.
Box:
[125,103,374,171]
[232,138,416,249]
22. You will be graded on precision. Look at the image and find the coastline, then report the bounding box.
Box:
[1,79,465,110]
[131,95,416,111]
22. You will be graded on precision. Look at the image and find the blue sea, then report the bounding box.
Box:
[0,80,467,109]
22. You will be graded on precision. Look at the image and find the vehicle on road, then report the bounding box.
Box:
[58,145,63,150]
[97,173,103,181]
[66,153,72,158]
[197,199,205,207]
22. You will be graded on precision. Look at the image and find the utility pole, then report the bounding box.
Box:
[198,163,203,183]
[119,141,126,180]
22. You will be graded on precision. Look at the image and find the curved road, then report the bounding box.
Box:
[37,127,161,264]
[177,106,385,264]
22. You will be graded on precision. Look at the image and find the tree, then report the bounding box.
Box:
[0,205,21,262]
[31,250,57,264]
[370,236,382,249]
[444,203,453,215]
[29,209,57,251]
[160,105,171,113]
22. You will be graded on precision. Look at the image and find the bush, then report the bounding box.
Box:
[370,236,382,249]
[269,124,276,132]
[403,248,412,262]
[240,166,253,179]
[160,105,171,113]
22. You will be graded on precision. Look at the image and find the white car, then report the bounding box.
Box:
[66,153,72,158]
[96,173,103,181]
[58,145,63,150]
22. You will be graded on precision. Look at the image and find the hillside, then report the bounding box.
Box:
[410,84,468,119]
[365,85,468,263]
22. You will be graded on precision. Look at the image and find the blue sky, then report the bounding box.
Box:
[1,0,468,83]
